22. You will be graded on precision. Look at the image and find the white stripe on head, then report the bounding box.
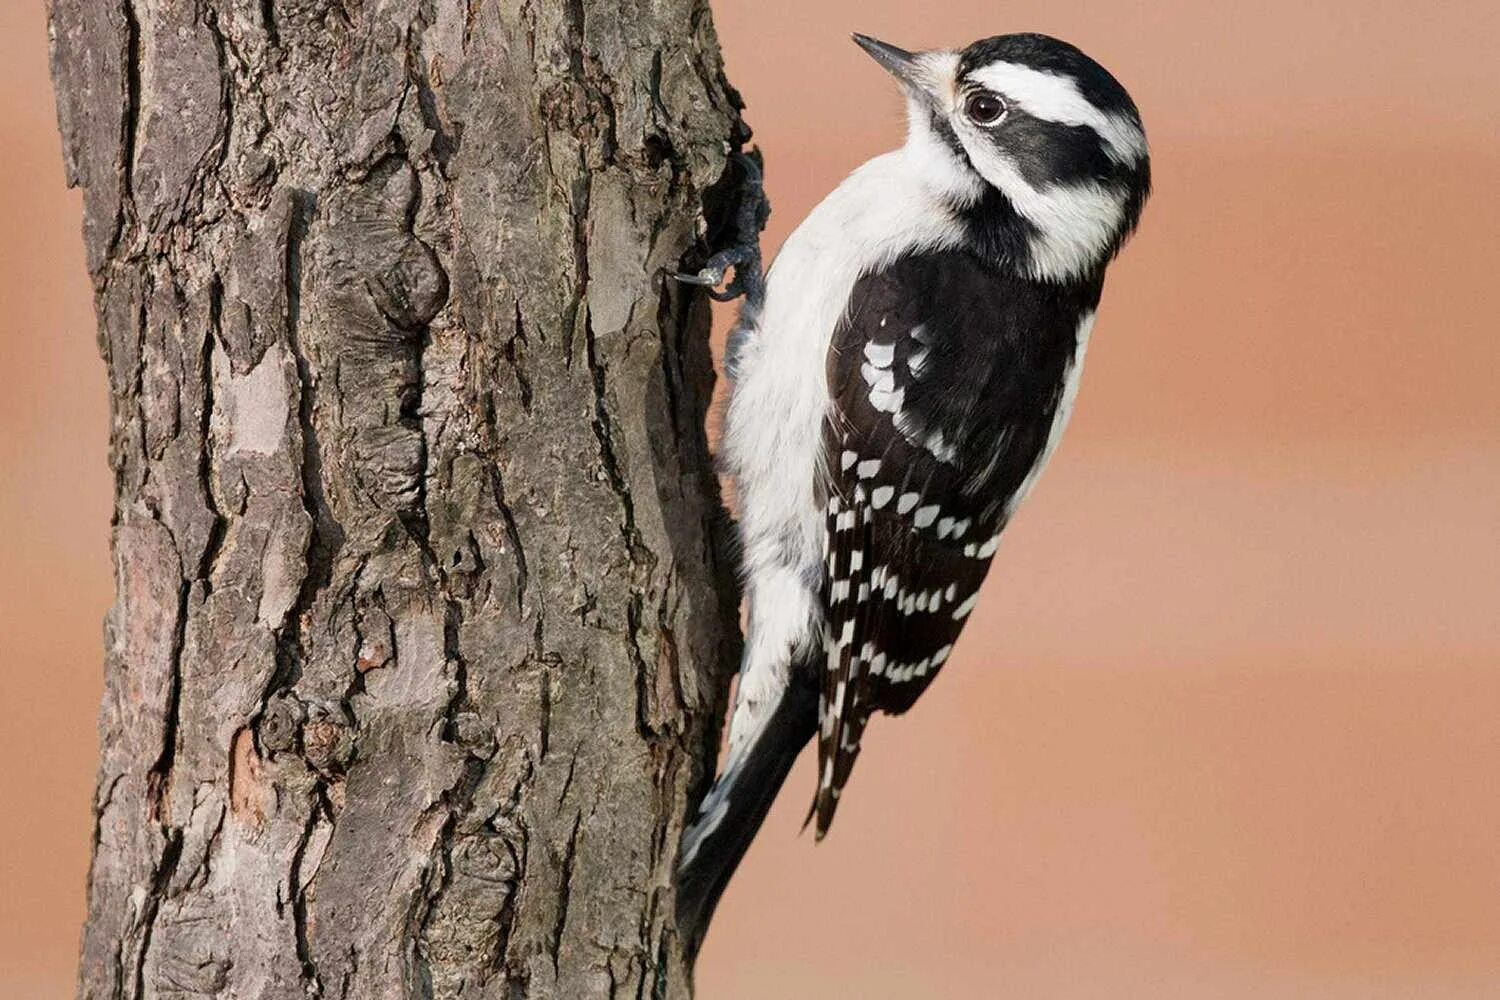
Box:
[968,61,1147,165]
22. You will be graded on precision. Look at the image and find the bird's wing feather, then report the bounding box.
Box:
[812,249,1099,835]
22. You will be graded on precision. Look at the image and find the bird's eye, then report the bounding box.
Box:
[965,92,1006,126]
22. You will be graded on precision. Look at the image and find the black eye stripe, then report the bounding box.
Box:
[997,111,1132,189]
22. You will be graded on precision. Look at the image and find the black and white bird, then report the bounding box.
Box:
[676,32,1152,945]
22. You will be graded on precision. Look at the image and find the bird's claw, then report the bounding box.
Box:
[673,151,771,308]
[673,267,726,288]
[674,245,764,303]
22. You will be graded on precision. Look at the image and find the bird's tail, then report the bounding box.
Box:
[675,668,819,954]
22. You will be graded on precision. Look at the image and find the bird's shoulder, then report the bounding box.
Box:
[827,248,1098,512]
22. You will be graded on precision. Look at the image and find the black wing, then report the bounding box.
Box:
[812,249,1102,835]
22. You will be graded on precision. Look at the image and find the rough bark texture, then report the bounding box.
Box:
[50,1,747,996]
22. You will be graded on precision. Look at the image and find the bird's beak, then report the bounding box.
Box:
[852,34,919,83]
[852,34,945,109]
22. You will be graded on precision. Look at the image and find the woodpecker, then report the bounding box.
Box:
[675,32,1151,946]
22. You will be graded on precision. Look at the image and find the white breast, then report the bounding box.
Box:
[723,147,969,588]
[715,135,973,769]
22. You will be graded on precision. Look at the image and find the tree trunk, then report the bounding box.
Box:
[50,1,746,996]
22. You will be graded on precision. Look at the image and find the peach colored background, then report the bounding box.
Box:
[4,1,1499,996]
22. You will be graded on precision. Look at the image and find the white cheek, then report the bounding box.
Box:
[904,102,984,205]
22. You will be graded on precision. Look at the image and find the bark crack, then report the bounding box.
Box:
[145,573,188,828]
[584,314,645,561]
[288,788,331,997]
[259,0,279,48]
[201,4,235,191]
[489,461,528,614]
[198,279,227,581]
[265,189,339,707]
[117,0,141,250]
[506,300,534,414]
[550,814,584,976]
[130,827,184,1000]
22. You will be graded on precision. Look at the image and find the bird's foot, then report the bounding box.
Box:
[675,245,763,303]
[674,151,770,309]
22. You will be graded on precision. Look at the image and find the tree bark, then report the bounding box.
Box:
[50,1,746,996]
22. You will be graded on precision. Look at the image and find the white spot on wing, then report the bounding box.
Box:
[952,592,980,620]
[924,428,956,463]
[861,362,895,393]
[869,385,905,413]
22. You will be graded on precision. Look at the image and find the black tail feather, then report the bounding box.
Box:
[675,672,819,955]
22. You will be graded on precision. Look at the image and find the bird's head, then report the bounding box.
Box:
[854,32,1151,283]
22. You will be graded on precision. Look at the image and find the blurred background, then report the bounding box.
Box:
[4,1,1499,996]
